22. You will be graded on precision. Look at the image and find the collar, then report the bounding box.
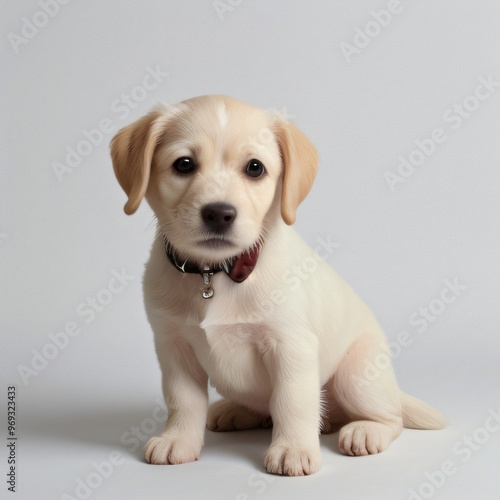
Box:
[164,237,260,299]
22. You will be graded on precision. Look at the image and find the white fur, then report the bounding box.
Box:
[110,95,447,476]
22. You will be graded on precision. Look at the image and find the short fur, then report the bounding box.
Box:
[110,95,446,476]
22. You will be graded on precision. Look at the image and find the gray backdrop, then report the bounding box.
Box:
[1,1,499,499]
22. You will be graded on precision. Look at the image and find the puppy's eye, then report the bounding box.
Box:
[245,159,265,178]
[172,157,196,174]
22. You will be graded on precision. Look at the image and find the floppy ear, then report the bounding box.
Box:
[275,119,319,225]
[110,111,166,215]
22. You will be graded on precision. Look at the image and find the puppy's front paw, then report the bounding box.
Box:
[144,434,202,465]
[338,422,391,456]
[264,443,321,476]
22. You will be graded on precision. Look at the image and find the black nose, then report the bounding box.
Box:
[201,203,237,233]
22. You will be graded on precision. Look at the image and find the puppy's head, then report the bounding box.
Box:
[110,95,318,265]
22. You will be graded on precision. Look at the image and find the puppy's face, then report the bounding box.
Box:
[111,95,318,264]
[147,99,282,264]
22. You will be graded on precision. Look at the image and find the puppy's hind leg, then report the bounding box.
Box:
[207,399,272,432]
[332,333,403,456]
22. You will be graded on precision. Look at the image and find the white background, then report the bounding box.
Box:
[1,1,500,499]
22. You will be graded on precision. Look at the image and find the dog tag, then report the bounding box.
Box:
[201,266,214,299]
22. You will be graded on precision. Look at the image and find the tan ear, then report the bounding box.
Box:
[110,111,166,215]
[275,119,319,225]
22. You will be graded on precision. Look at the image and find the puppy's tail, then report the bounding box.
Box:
[400,391,448,430]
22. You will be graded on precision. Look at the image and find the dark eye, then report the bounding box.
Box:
[172,157,196,174]
[245,159,265,178]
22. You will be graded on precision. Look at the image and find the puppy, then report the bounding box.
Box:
[110,95,446,476]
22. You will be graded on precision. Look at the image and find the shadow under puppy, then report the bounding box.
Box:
[110,95,446,476]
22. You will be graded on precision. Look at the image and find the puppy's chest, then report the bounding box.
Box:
[179,276,274,393]
[199,273,274,326]
[201,322,271,399]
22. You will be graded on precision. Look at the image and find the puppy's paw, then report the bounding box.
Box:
[144,434,202,465]
[264,443,321,476]
[338,421,391,456]
[207,399,272,432]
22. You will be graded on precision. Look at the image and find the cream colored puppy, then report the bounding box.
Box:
[110,95,446,476]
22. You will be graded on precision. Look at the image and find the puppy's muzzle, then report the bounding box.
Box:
[201,202,237,234]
